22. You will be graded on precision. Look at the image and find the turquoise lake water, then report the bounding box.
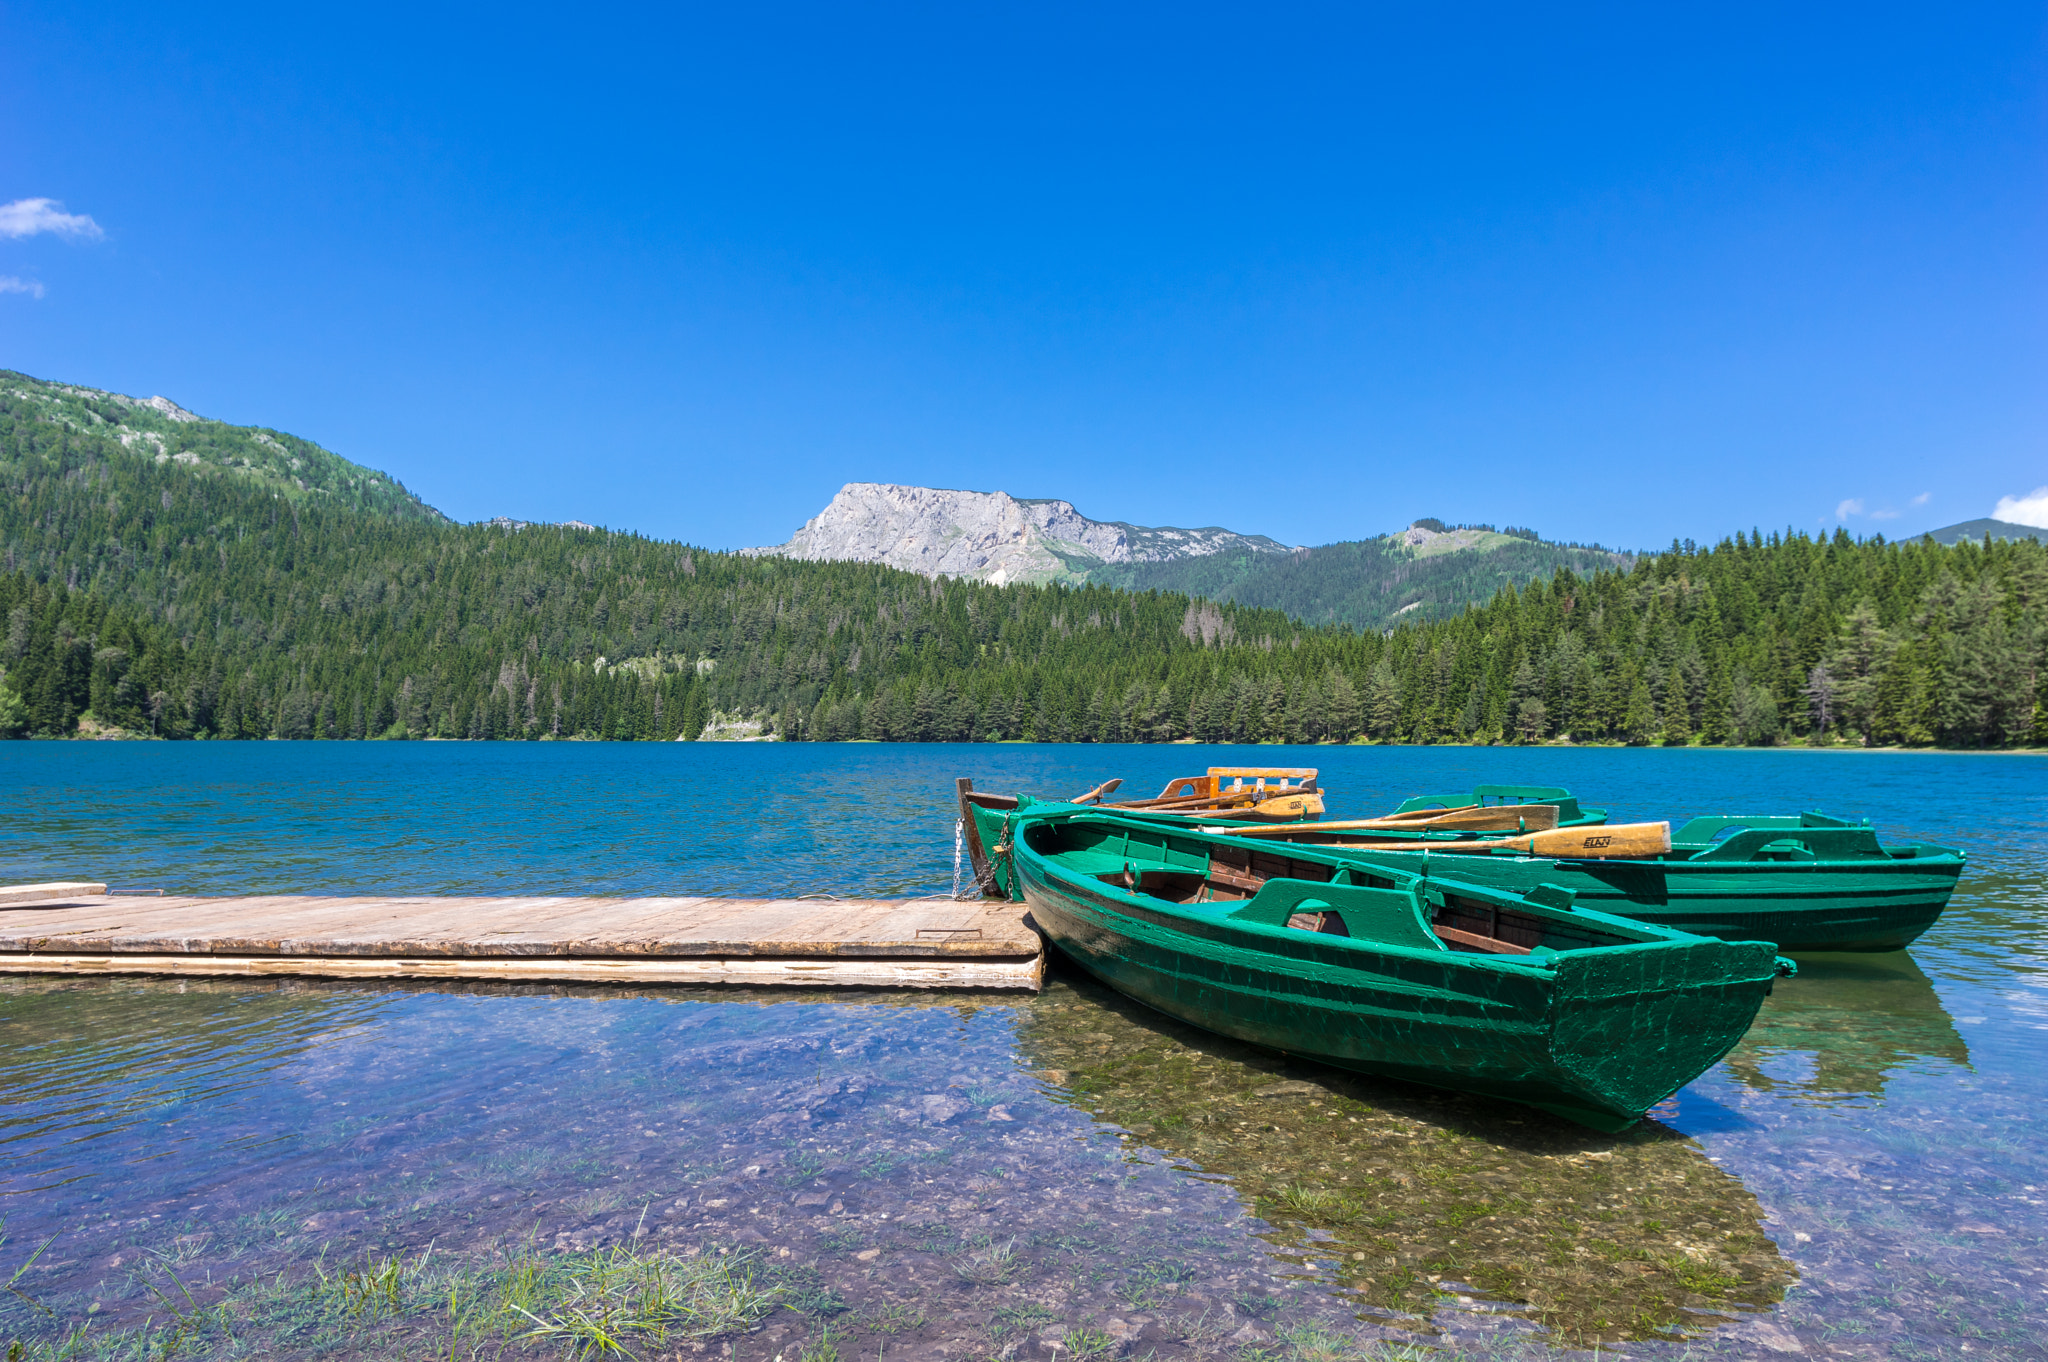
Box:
[2,742,2045,1359]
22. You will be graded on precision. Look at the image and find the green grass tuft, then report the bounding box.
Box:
[952,1236,1020,1287]
[1058,1324,1119,1362]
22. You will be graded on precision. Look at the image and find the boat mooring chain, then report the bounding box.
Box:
[954,810,1016,900]
[984,812,1018,893]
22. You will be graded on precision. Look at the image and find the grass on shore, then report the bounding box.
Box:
[3,1231,777,1362]
[5,1228,1743,1362]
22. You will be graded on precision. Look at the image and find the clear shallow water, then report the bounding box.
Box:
[1,743,2045,1359]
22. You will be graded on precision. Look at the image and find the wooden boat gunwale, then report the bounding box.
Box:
[1013,807,1730,957]
[1386,784,1608,829]
[1000,805,1787,1131]
[1094,766,1326,823]
[1063,798,1962,869]
[960,789,1967,953]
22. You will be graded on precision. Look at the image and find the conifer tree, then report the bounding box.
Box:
[1624,678,1658,746]
[1661,668,1693,746]
[1700,662,1734,745]
[6,367,2047,749]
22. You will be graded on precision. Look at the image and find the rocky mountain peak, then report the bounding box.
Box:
[746,482,1288,585]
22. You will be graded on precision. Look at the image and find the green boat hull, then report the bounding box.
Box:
[1318,846,1962,952]
[965,800,1964,953]
[1386,783,1609,831]
[1004,810,1783,1132]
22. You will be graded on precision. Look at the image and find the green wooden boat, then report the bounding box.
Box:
[1230,810,1967,953]
[985,801,1787,1132]
[960,789,1966,953]
[1221,784,1608,840]
[1382,784,1609,831]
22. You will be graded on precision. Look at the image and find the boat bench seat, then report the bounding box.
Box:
[1226,878,1445,953]
[1095,868,1210,903]
[1689,827,1887,862]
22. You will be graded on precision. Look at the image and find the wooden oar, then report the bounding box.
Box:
[1363,804,1560,833]
[1069,778,1124,805]
[1112,789,1262,811]
[1195,805,1558,835]
[1187,791,1326,820]
[1368,803,1479,823]
[1426,804,1560,832]
[1212,821,1672,859]
[1351,803,1561,831]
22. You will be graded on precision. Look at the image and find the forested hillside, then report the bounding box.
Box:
[2,371,2042,747]
[0,375,1317,742]
[2,370,443,525]
[1363,532,2044,748]
[1092,529,1626,631]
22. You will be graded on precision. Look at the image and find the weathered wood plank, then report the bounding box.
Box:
[0,951,1047,990]
[31,895,1037,954]
[0,894,1044,983]
[0,882,108,906]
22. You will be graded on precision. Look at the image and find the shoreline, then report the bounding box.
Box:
[16,733,2045,756]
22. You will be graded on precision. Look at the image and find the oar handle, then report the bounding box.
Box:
[1425,822,1671,857]
[1213,821,1674,858]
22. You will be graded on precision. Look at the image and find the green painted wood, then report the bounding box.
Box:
[1391,785,1606,827]
[1226,880,1445,952]
[998,805,1783,1133]
[1333,832,1965,952]
[970,795,1965,953]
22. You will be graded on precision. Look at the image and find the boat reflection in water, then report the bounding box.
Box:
[1016,973,1795,1345]
[1724,949,1970,1102]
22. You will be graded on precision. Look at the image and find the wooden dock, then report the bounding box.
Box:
[0,885,1044,990]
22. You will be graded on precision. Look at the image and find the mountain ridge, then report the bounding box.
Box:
[4,367,2040,751]
[1,370,444,523]
[744,481,1291,585]
[750,482,1631,630]
[1924,518,2048,546]
[3,366,1647,634]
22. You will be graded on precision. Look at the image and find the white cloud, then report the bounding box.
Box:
[0,276,44,299]
[1835,498,1864,521]
[1992,487,2048,529]
[1909,491,1931,507]
[0,198,103,241]
[1869,508,1900,520]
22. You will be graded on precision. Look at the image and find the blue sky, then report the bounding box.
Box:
[3,2,2043,550]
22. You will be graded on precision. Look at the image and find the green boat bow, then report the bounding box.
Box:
[984,801,1786,1132]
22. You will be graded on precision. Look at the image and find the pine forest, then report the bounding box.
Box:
[3,372,2043,748]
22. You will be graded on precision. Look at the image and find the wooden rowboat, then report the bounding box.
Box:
[1089,778,1603,836]
[1084,767,1326,823]
[1366,784,1610,834]
[1179,810,1966,952]
[1178,782,1608,838]
[1089,774,1597,827]
[991,802,1787,1132]
[957,786,1966,953]
[1208,819,1676,857]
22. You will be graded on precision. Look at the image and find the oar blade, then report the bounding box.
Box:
[1524,822,1671,858]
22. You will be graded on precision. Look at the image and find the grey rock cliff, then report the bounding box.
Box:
[746,482,1287,584]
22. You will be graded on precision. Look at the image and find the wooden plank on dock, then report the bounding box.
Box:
[0,952,1046,991]
[0,892,1046,990]
[0,882,107,907]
